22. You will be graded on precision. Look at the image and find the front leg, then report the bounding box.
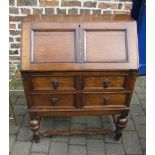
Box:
[30,117,41,143]
[114,110,128,141]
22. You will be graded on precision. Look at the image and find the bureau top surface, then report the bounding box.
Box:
[21,14,139,71]
[23,14,134,23]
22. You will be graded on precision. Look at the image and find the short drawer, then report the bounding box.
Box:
[83,75,126,90]
[30,94,75,108]
[31,76,75,90]
[83,93,128,107]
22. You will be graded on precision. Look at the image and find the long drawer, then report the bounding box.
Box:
[29,73,128,91]
[29,92,129,109]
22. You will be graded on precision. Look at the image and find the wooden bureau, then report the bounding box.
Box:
[21,14,139,143]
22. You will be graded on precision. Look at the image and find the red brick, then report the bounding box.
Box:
[124,3,132,10]
[45,8,54,14]
[9,37,14,42]
[10,30,21,35]
[12,61,20,65]
[80,9,90,14]
[118,3,123,9]
[61,0,81,7]
[57,8,66,14]
[113,11,130,15]
[33,8,43,14]
[9,23,16,29]
[40,0,59,6]
[68,8,78,14]
[21,8,31,14]
[9,7,19,14]
[103,10,112,15]
[9,56,20,61]
[18,23,21,29]
[9,50,19,55]
[92,9,101,14]
[11,43,21,48]
[9,0,14,6]
[9,16,23,22]
[84,1,96,8]
[98,2,118,9]
[17,0,37,6]
[16,37,21,42]
[120,0,132,2]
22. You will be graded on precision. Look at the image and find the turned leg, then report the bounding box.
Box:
[114,111,128,141]
[30,117,41,143]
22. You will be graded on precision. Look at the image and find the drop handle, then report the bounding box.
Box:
[51,97,58,106]
[52,80,59,89]
[103,96,109,105]
[103,79,110,88]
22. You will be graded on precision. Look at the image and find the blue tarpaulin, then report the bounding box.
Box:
[131,0,146,75]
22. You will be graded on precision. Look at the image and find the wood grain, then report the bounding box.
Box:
[83,92,129,107]
[31,75,76,90]
[33,30,75,63]
[40,128,114,136]
[83,75,126,90]
[85,30,127,63]
[29,93,75,108]
[21,14,138,71]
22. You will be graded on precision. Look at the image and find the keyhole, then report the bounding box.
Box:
[79,25,81,27]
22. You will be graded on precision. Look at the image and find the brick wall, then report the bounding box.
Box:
[9,0,132,72]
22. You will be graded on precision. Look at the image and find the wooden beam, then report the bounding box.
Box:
[40,128,115,137]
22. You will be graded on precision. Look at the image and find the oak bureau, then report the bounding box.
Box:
[21,14,139,143]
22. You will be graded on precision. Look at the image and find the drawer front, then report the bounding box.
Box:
[31,76,75,90]
[83,93,128,107]
[83,75,126,90]
[30,94,75,108]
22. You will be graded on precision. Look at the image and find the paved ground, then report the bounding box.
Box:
[9,76,146,155]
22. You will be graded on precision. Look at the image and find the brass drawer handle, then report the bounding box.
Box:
[51,97,58,106]
[52,80,59,89]
[103,96,109,105]
[103,79,110,88]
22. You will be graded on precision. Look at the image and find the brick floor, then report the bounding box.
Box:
[9,76,146,155]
